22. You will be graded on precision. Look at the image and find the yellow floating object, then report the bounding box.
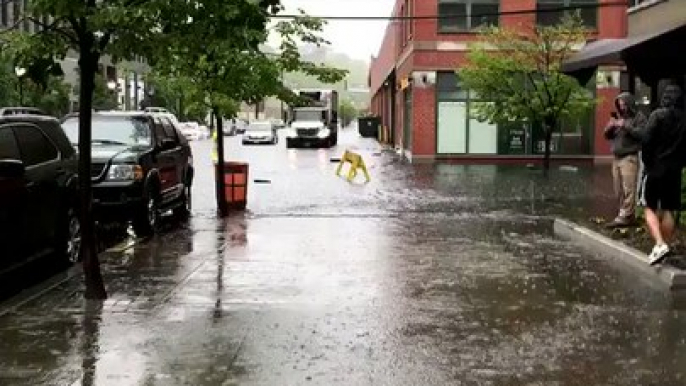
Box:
[335,150,371,183]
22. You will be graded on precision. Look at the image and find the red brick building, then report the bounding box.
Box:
[369,0,627,163]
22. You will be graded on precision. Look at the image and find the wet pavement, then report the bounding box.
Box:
[2,128,686,385]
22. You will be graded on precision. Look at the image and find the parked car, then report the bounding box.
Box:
[0,107,48,116]
[242,121,278,145]
[272,118,285,129]
[61,111,194,236]
[144,107,171,114]
[0,114,80,288]
[179,122,208,141]
[222,119,237,136]
[233,118,249,135]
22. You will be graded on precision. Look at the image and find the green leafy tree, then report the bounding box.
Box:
[24,77,71,116]
[0,53,69,114]
[154,6,346,214]
[144,72,209,122]
[459,15,596,172]
[339,98,358,127]
[92,76,119,111]
[73,75,119,111]
[5,0,181,299]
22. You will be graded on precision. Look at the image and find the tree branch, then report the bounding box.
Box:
[25,16,80,45]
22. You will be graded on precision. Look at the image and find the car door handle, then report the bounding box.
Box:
[56,167,66,175]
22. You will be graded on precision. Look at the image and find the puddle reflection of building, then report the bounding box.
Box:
[80,300,104,386]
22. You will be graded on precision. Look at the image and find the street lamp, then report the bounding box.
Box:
[15,67,26,106]
[107,80,117,91]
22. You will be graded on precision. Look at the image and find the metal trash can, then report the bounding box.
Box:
[217,162,249,210]
[358,116,381,138]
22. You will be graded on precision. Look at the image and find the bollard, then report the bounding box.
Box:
[335,150,371,183]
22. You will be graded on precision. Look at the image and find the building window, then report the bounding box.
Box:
[438,0,499,33]
[23,0,30,32]
[399,4,405,47]
[436,71,497,154]
[1,1,8,26]
[408,0,414,37]
[537,0,598,29]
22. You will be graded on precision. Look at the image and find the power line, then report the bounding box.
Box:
[269,1,627,20]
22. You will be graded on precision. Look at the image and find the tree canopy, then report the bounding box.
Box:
[458,15,596,170]
[2,0,314,299]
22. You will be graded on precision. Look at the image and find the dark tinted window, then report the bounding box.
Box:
[160,118,179,143]
[152,118,168,145]
[0,128,20,160]
[13,125,59,166]
[437,71,468,100]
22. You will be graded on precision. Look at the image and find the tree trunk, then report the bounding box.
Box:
[213,107,228,216]
[543,129,552,175]
[78,49,107,300]
[542,117,556,176]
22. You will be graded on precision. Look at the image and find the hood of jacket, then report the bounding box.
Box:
[658,83,683,109]
[615,92,638,118]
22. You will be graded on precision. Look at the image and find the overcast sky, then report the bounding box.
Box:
[273,0,396,62]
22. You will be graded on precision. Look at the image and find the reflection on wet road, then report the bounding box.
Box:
[1,129,686,385]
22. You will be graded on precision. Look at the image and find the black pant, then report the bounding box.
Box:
[639,169,682,211]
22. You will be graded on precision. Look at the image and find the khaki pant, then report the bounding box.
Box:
[612,154,639,219]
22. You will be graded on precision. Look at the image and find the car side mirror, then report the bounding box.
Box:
[159,138,176,150]
[0,159,25,179]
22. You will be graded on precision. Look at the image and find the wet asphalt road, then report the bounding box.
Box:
[2,128,686,385]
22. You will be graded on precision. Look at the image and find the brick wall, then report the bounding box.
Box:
[371,0,628,159]
[412,86,436,156]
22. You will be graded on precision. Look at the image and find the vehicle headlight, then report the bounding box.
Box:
[286,129,298,138]
[107,164,143,181]
[317,128,330,138]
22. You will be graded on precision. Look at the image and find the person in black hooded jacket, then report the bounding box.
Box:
[603,92,647,227]
[635,81,686,265]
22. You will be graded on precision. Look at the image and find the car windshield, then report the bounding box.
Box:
[294,110,325,121]
[248,123,271,131]
[62,116,152,146]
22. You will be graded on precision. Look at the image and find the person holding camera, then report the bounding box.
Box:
[604,92,648,228]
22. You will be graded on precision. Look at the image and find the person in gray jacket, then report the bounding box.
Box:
[604,92,648,227]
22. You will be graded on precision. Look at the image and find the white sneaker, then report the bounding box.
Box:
[648,244,670,266]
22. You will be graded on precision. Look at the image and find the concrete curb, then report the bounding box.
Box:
[554,218,686,290]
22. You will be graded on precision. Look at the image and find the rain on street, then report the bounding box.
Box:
[2,128,686,385]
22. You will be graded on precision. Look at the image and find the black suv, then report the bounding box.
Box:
[0,115,80,282]
[61,111,194,236]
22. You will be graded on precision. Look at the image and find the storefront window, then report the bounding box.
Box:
[536,0,597,29]
[436,71,497,154]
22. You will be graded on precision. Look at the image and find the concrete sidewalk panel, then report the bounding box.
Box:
[554,218,686,290]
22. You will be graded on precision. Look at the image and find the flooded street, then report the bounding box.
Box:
[2,129,686,385]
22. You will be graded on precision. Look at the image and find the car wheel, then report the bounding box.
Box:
[173,185,192,218]
[57,207,81,264]
[132,187,160,237]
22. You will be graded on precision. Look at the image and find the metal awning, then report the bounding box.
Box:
[561,39,629,73]
[562,21,686,77]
